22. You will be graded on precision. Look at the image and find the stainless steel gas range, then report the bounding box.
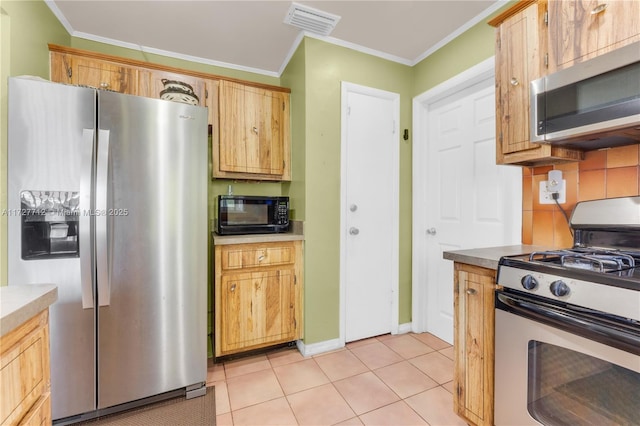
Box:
[494,196,640,426]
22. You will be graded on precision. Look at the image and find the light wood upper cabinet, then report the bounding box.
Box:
[50,44,292,182]
[138,71,218,131]
[490,1,584,165]
[214,241,303,358]
[51,51,138,95]
[453,262,495,426]
[547,0,640,72]
[217,81,291,181]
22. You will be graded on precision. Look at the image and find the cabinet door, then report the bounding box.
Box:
[493,1,584,165]
[219,269,297,354]
[548,0,640,71]
[453,263,495,426]
[218,81,289,178]
[70,56,138,94]
[496,2,541,156]
[138,70,208,108]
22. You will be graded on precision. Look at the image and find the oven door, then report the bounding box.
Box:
[494,290,640,426]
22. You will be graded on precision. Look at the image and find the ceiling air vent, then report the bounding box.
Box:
[284,2,341,36]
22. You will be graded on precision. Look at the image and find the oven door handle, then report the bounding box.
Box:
[497,291,640,355]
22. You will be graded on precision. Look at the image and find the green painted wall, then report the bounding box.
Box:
[0,0,70,286]
[412,18,496,96]
[283,38,414,343]
[1,0,499,347]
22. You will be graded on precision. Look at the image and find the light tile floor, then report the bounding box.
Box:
[206,332,467,426]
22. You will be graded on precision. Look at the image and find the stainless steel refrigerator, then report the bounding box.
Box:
[7,76,208,423]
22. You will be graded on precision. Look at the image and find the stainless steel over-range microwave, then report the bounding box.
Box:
[216,195,289,235]
[530,41,640,150]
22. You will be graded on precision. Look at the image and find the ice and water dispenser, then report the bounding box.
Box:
[20,190,80,259]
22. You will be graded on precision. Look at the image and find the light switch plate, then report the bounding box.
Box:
[539,180,566,204]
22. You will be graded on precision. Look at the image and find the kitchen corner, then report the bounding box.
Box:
[1,283,58,425]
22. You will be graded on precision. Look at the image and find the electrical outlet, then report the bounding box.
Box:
[539,180,566,204]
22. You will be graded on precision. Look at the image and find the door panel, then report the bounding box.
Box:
[425,78,521,342]
[342,84,399,342]
[96,92,208,409]
[7,79,97,420]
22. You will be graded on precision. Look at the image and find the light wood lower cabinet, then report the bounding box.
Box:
[214,241,303,357]
[453,262,496,426]
[0,310,52,426]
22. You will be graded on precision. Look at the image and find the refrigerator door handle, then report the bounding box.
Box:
[80,129,95,309]
[96,129,111,307]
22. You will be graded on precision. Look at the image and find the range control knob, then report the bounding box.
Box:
[550,280,570,297]
[521,275,538,290]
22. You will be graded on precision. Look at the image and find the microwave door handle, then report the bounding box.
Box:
[96,129,111,307]
[79,129,95,309]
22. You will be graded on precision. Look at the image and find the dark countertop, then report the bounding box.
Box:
[212,220,304,246]
[443,245,554,270]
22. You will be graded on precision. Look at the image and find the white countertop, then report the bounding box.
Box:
[1,284,58,337]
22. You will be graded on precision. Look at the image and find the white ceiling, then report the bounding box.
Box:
[47,0,505,77]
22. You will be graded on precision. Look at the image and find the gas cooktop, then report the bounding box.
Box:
[497,196,640,322]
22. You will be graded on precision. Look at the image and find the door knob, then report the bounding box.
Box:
[349,204,358,212]
[426,228,437,235]
[349,227,360,235]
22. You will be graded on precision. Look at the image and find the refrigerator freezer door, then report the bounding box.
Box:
[96,92,208,409]
[8,78,97,420]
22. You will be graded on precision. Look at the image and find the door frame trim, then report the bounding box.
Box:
[339,81,400,345]
[411,57,495,335]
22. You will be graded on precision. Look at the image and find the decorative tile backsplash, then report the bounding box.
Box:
[522,144,640,248]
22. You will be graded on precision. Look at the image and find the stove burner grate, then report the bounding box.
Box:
[528,249,638,273]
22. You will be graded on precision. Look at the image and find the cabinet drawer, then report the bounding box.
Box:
[220,243,295,270]
[0,316,48,426]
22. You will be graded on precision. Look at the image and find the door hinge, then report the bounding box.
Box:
[283,101,286,111]
[544,53,549,68]
[205,89,209,99]
[294,318,297,329]
[283,160,286,170]
[544,10,549,26]
[294,275,297,285]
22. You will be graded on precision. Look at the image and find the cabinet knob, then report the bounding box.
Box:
[230,284,236,292]
[349,227,359,235]
[252,126,258,134]
[510,77,519,86]
[426,228,437,235]
[591,4,607,14]
[466,288,477,295]
[258,255,265,262]
[100,82,110,88]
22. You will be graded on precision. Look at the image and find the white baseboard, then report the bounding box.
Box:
[296,338,344,357]
[296,322,415,357]
[397,322,413,334]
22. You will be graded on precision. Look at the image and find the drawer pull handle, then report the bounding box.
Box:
[258,255,265,262]
[591,4,607,14]
[100,82,110,88]
[466,289,477,295]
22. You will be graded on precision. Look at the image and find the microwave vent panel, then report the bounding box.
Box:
[284,3,341,36]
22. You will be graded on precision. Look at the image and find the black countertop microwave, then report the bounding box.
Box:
[216,195,289,235]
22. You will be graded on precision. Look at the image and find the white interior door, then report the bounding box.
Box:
[340,82,399,343]
[412,58,522,343]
